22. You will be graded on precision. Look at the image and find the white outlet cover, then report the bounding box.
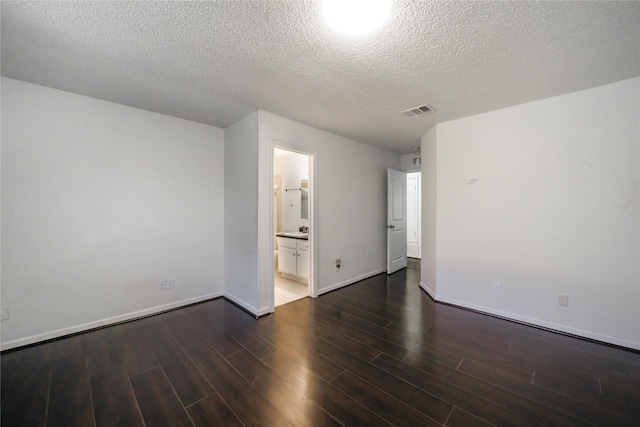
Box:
[1,307,9,320]
[159,279,167,290]
[559,294,569,307]
[166,277,175,289]
[492,281,501,293]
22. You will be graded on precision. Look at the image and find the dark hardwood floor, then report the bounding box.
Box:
[2,268,639,426]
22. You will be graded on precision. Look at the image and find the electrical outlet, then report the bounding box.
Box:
[166,277,175,289]
[492,281,501,294]
[559,294,569,307]
[336,258,341,271]
[158,279,167,290]
[1,307,9,321]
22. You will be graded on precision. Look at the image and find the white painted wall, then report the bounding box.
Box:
[1,77,225,350]
[425,77,640,349]
[224,112,260,312]
[274,152,309,232]
[257,111,400,314]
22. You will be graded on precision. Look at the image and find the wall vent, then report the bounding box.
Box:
[399,104,435,119]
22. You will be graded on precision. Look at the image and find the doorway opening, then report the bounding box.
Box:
[273,147,311,306]
[406,171,422,270]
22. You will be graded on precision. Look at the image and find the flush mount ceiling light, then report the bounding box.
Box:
[323,0,391,37]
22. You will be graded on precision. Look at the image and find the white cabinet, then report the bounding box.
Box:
[297,247,309,280]
[278,246,297,277]
[277,237,309,282]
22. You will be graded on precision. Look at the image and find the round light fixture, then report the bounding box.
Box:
[323,0,391,37]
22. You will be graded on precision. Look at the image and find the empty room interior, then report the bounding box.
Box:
[1,1,639,426]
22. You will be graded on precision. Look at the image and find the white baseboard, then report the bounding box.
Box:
[254,268,387,314]
[419,281,436,300]
[1,292,223,351]
[436,295,640,351]
[277,272,308,284]
[256,307,273,317]
[223,292,259,317]
[317,268,387,296]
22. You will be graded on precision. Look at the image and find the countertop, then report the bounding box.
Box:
[276,232,309,240]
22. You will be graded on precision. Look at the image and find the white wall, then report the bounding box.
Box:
[224,112,260,312]
[1,77,225,350]
[274,152,309,232]
[425,77,640,349]
[257,111,400,314]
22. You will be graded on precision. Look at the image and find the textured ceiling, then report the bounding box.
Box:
[2,1,639,154]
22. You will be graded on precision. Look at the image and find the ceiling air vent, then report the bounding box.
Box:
[399,104,435,119]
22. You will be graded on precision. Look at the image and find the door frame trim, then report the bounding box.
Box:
[266,140,317,312]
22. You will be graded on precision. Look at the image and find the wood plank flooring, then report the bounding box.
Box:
[2,268,639,426]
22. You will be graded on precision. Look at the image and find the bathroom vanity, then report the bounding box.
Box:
[276,233,309,282]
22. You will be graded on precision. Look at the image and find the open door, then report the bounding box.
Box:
[387,168,407,274]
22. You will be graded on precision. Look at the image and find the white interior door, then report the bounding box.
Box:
[387,168,407,274]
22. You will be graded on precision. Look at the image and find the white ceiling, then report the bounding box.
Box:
[2,1,639,154]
